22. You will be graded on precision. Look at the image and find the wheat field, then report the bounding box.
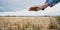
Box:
[0,17,60,30]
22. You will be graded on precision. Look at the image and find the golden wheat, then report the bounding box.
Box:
[0,17,60,30]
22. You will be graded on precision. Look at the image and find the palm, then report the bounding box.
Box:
[29,6,43,11]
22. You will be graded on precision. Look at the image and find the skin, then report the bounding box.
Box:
[29,3,49,11]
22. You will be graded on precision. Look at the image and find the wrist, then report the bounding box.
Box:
[42,3,48,10]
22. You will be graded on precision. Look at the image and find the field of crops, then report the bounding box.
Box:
[0,17,60,30]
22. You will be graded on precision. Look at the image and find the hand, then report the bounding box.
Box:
[29,3,48,11]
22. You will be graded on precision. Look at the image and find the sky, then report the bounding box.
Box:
[0,0,60,16]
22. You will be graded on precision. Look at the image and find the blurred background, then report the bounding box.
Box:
[0,0,60,16]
